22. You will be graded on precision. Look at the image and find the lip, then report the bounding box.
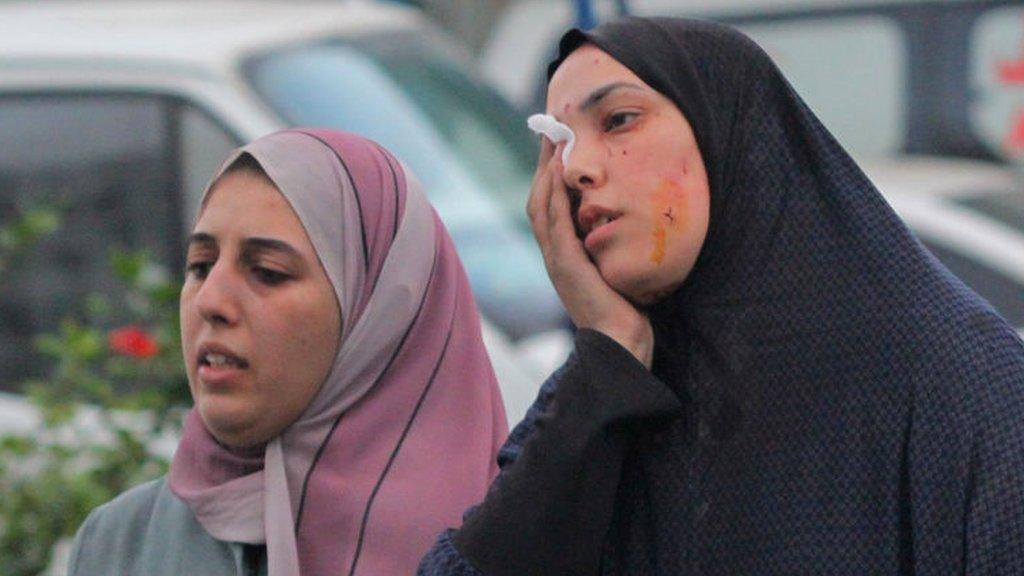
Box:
[196,342,249,387]
[577,202,622,234]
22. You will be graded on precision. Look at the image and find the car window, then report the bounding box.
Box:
[180,105,240,226]
[0,94,237,389]
[246,33,538,227]
[245,34,566,338]
[353,32,539,220]
[924,240,1024,328]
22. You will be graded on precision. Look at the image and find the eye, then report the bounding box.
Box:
[186,260,212,280]
[604,111,639,132]
[253,266,290,286]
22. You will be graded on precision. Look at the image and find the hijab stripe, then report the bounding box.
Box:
[347,311,456,576]
[295,225,440,534]
[369,142,402,240]
[369,141,402,295]
[292,408,343,532]
[302,131,371,274]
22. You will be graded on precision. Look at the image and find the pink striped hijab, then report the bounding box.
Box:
[169,129,508,575]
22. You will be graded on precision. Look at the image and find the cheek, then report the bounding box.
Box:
[178,292,202,397]
[179,291,198,354]
[263,295,339,387]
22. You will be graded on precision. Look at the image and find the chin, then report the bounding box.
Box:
[197,401,262,448]
[601,262,683,307]
[602,267,657,306]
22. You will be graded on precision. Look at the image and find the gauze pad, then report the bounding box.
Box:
[527,114,576,165]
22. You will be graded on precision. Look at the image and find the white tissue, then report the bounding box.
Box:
[527,114,576,165]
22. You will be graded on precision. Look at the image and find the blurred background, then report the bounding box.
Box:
[0,1,1022,574]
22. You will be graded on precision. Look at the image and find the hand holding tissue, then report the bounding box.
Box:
[527,114,576,165]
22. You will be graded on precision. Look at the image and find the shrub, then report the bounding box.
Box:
[0,240,189,576]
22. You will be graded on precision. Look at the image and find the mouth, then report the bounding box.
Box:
[197,345,250,370]
[582,213,622,254]
[582,212,620,238]
[591,214,617,231]
[574,198,622,241]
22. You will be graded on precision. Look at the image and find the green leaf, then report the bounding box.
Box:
[33,334,65,359]
[21,208,61,239]
[65,323,103,362]
[110,250,146,283]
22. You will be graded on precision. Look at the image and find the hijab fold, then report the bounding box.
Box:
[170,129,507,576]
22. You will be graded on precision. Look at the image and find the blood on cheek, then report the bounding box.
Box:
[649,178,687,264]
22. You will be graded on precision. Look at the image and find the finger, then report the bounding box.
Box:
[545,155,574,238]
[528,156,559,251]
[546,167,586,261]
[533,137,555,178]
[527,155,552,223]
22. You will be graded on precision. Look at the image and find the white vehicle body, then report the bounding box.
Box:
[0,1,552,425]
[859,155,1024,336]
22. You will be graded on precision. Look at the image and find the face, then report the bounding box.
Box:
[547,44,711,304]
[181,168,341,449]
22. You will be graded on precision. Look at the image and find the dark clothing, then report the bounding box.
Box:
[421,17,1024,576]
[420,329,680,576]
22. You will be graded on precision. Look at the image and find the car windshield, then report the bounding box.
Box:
[244,31,562,338]
[954,190,1024,233]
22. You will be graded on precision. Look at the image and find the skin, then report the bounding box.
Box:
[180,168,341,449]
[528,44,711,367]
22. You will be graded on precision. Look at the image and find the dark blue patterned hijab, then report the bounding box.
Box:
[550,18,1024,572]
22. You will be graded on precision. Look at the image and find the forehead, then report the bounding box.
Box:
[546,44,650,113]
[196,170,309,243]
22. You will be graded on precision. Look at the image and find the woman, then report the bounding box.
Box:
[68,129,508,575]
[420,17,1024,575]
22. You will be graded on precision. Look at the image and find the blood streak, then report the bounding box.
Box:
[651,227,668,264]
[649,179,686,264]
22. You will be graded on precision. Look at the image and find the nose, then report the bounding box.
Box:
[561,132,606,191]
[192,261,241,327]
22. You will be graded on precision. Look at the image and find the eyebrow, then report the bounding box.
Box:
[579,81,648,113]
[244,237,303,261]
[187,233,303,261]
[187,232,216,247]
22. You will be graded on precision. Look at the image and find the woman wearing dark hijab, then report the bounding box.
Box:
[419,17,1024,575]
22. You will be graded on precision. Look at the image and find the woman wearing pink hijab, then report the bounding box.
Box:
[67,129,508,575]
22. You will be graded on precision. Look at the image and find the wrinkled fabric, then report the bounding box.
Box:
[421,17,1024,575]
[169,129,507,576]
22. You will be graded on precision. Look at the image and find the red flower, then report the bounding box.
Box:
[109,325,159,359]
